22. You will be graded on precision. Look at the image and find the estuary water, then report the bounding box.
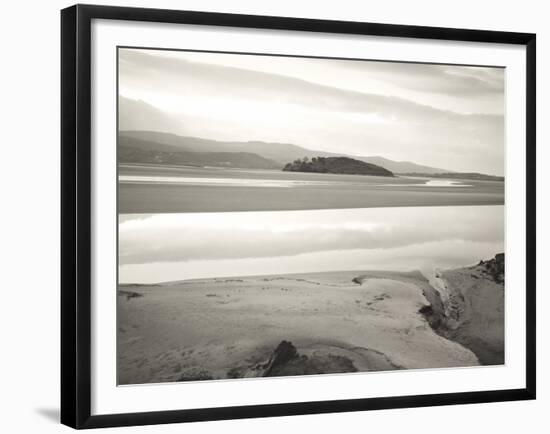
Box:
[118,164,504,213]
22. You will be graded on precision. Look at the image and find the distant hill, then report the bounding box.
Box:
[119,130,451,174]
[283,156,394,177]
[400,172,504,182]
[358,156,452,175]
[119,136,280,169]
[118,97,459,175]
[120,130,324,167]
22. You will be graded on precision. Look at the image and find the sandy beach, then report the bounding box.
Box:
[118,258,504,385]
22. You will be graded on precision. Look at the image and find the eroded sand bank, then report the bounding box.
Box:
[118,262,504,385]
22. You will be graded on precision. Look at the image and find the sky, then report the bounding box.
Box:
[119,48,505,175]
[119,206,504,284]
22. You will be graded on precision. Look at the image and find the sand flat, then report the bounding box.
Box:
[118,270,481,385]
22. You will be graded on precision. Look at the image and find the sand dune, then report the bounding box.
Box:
[437,260,504,365]
[118,264,503,385]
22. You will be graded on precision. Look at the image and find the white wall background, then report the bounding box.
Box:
[0,0,547,432]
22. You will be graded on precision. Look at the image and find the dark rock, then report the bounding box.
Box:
[418,304,442,329]
[257,340,359,377]
[482,253,505,284]
[262,341,298,376]
[118,290,143,300]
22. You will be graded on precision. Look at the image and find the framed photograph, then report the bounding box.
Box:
[61,4,536,429]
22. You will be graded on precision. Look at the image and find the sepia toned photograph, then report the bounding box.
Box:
[117,47,505,385]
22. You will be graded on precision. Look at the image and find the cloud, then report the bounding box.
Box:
[120,50,492,121]
[118,49,505,175]
[342,61,504,96]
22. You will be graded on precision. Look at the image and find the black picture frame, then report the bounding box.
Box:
[61,4,536,429]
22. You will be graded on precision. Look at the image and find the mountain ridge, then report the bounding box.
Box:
[119,130,452,174]
[118,136,280,169]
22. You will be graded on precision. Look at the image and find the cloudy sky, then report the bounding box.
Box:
[119,48,505,175]
[119,206,503,284]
